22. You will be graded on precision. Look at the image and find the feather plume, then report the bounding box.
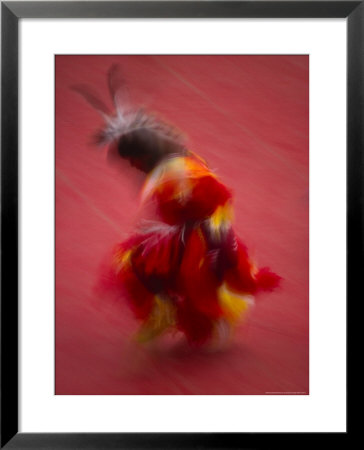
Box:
[72,64,185,149]
[71,84,111,117]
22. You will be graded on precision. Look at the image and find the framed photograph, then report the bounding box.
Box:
[1,1,355,448]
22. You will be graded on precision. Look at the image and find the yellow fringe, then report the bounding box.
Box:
[209,202,233,240]
[217,283,252,325]
[136,295,177,343]
[112,248,132,274]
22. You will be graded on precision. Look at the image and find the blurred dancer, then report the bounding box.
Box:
[75,65,280,347]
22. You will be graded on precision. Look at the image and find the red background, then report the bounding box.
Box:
[56,55,309,395]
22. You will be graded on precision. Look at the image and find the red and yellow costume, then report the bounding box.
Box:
[74,66,280,346]
[105,153,280,346]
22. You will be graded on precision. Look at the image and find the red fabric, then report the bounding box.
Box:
[176,298,214,346]
[178,228,223,320]
[255,267,282,292]
[119,266,155,320]
[156,172,232,224]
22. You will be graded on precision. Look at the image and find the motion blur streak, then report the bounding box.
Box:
[56,55,308,395]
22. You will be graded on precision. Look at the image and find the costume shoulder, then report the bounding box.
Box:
[141,153,228,201]
[141,153,232,224]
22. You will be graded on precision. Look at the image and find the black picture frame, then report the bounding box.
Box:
[1,1,356,448]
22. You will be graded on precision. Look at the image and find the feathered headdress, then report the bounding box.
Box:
[72,64,185,148]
